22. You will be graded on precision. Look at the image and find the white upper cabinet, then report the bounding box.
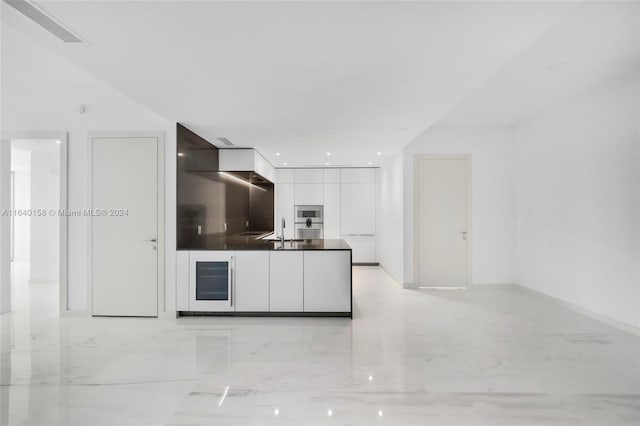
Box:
[294,183,323,205]
[275,183,295,239]
[294,168,323,184]
[277,169,294,184]
[323,168,341,184]
[340,168,376,184]
[274,167,378,264]
[341,183,375,235]
[323,183,341,239]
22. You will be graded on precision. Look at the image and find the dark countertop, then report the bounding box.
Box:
[181,235,351,251]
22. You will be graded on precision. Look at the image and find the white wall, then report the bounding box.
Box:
[0,141,11,314]
[515,73,640,329]
[29,150,60,283]
[10,148,30,262]
[1,27,177,313]
[376,151,404,284]
[403,127,516,285]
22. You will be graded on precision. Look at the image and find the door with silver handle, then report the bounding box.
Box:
[142,238,158,249]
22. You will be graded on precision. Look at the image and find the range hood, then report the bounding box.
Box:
[218,149,276,184]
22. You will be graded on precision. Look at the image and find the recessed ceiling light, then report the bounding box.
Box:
[378,410,384,417]
[326,152,331,156]
[376,152,382,156]
[55,140,61,144]
[328,409,333,417]
[325,162,330,166]
[274,408,279,416]
[368,162,372,165]
[283,162,288,166]
[276,152,280,156]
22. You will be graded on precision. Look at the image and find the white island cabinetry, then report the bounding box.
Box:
[176,247,351,316]
[269,251,304,312]
[235,251,269,312]
[304,251,351,312]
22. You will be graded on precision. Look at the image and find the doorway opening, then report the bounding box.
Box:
[0,135,67,316]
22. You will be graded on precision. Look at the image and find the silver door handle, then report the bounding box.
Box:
[229,268,233,307]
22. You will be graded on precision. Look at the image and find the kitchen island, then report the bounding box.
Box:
[176,237,352,318]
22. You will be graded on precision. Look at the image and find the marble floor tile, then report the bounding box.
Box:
[1,263,638,425]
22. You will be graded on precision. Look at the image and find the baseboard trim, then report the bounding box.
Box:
[159,310,178,319]
[378,264,405,288]
[59,309,89,317]
[28,280,57,285]
[405,282,516,289]
[514,284,640,337]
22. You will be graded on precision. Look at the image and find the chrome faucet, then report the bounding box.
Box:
[279,217,286,248]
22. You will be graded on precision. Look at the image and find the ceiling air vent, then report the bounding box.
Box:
[4,0,83,43]
[217,137,234,146]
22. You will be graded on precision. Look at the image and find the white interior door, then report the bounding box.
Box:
[92,137,159,316]
[416,157,470,286]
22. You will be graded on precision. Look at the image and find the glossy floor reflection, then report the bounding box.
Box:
[1,265,639,425]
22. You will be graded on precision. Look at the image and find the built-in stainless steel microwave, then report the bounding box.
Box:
[294,205,323,223]
[294,205,324,239]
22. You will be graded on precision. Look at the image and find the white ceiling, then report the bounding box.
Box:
[438,1,640,127]
[1,1,586,166]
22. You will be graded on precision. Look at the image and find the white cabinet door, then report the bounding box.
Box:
[323,184,341,239]
[294,169,323,183]
[341,168,375,183]
[341,183,375,234]
[270,251,303,311]
[343,236,376,263]
[277,169,294,184]
[176,251,189,311]
[235,251,269,312]
[275,183,295,239]
[323,168,341,184]
[304,251,351,312]
[294,183,323,205]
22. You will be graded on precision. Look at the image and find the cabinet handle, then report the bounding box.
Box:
[229,267,233,306]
